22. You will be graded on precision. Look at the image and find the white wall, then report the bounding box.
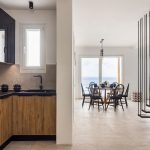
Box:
[5,10,56,65]
[56,0,73,144]
[75,46,138,99]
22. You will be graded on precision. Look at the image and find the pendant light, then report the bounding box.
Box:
[100,39,104,56]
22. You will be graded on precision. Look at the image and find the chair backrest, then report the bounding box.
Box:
[112,82,119,88]
[89,82,95,86]
[89,85,101,97]
[109,88,115,97]
[115,84,124,96]
[88,82,95,92]
[125,83,129,96]
[89,83,94,94]
[81,83,85,95]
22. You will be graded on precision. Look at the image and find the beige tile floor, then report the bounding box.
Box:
[4,100,150,150]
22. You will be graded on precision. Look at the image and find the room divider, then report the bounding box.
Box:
[138,12,150,117]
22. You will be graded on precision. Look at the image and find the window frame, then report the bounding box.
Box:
[20,24,46,73]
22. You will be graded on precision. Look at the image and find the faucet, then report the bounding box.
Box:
[33,75,43,90]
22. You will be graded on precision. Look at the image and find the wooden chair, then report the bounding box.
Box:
[88,85,104,111]
[107,84,124,111]
[122,84,129,107]
[81,83,91,107]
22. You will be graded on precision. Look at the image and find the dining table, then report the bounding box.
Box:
[87,84,116,110]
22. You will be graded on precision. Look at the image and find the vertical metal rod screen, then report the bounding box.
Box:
[138,12,150,118]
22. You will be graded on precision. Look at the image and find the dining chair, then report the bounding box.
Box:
[87,82,96,92]
[107,84,124,111]
[122,83,129,107]
[81,83,91,107]
[88,85,104,111]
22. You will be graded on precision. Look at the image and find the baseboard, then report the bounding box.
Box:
[11,135,56,141]
[0,137,12,150]
[0,135,56,149]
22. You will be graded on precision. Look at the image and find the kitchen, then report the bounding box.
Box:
[0,2,57,149]
[0,0,73,148]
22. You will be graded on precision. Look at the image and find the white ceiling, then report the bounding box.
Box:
[1,0,150,47]
[73,0,150,47]
[0,0,56,10]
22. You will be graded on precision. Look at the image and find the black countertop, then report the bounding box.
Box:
[0,90,56,99]
[0,91,14,99]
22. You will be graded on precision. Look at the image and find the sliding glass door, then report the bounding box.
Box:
[81,57,122,88]
[81,58,99,89]
[102,57,122,83]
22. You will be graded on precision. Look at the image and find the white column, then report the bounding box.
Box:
[56,0,73,144]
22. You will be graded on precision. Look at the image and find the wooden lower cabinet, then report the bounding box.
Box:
[0,97,12,145]
[12,96,56,135]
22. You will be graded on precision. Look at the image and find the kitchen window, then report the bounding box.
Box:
[20,24,46,73]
